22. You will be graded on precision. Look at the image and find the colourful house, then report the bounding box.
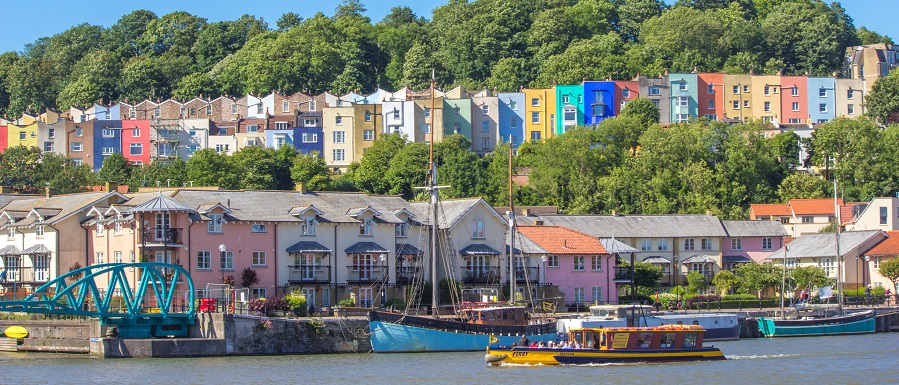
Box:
[721,220,789,266]
[522,88,555,141]
[750,75,782,124]
[93,120,123,170]
[443,96,473,140]
[835,78,865,118]
[724,74,753,122]
[556,84,584,134]
[614,80,639,116]
[37,121,67,156]
[780,76,809,124]
[352,104,383,161]
[67,120,93,167]
[497,92,525,149]
[471,90,499,154]
[807,77,836,123]
[637,74,669,124]
[583,81,616,126]
[697,73,724,121]
[863,230,899,291]
[7,123,39,149]
[668,73,698,123]
[121,120,151,166]
[0,120,6,153]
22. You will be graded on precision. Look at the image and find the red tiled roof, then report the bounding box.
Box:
[750,203,791,217]
[516,226,608,255]
[866,231,899,256]
[789,198,844,216]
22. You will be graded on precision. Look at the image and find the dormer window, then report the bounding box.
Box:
[360,218,373,236]
[208,214,223,233]
[396,221,408,238]
[302,218,316,235]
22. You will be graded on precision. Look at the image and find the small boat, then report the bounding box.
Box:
[3,326,28,339]
[757,310,875,337]
[559,305,741,341]
[485,324,726,365]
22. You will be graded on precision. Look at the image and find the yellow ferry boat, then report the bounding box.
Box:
[485,324,725,365]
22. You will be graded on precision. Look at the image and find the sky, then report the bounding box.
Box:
[0,0,895,54]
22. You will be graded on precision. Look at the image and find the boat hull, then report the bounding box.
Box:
[485,347,726,365]
[757,310,876,337]
[369,311,557,353]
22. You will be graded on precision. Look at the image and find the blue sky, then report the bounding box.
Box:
[0,1,895,54]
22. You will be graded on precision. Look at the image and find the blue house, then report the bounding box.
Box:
[807,77,836,123]
[582,81,616,126]
[498,92,525,149]
[93,120,123,170]
[294,127,324,156]
[266,129,295,150]
[668,74,698,123]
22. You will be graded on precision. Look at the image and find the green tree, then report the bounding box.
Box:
[56,49,122,109]
[229,146,278,190]
[686,271,709,294]
[97,153,133,185]
[620,97,660,129]
[384,141,428,200]
[617,0,664,42]
[139,11,207,57]
[865,71,899,125]
[486,58,531,92]
[103,10,158,57]
[436,134,485,199]
[876,258,899,301]
[39,152,96,194]
[712,269,737,295]
[735,262,781,298]
[777,173,829,201]
[761,1,858,75]
[355,133,407,194]
[856,26,893,45]
[402,41,440,90]
[0,146,43,193]
[186,149,234,188]
[535,32,629,86]
[291,152,331,191]
[276,12,303,31]
[790,265,831,293]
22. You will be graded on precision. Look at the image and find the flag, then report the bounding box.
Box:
[489,335,499,344]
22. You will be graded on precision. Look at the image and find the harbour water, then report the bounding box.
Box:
[2,333,897,384]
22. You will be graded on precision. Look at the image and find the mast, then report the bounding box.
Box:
[429,69,438,316]
[834,177,843,316]
[781,243,787,318]
[508,136,515,305]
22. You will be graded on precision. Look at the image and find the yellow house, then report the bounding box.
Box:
[522,88,556,142]
[724,74,753,121]
[323,106,356,172]
[352,104,383,161]
[751,75,782,124]
[7,122,40,149]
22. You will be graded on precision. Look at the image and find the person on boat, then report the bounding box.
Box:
[529,341,537,348]
[886,289,893,305]
[865,286,872,305]
[538,341,546,348]
[519,335,529,347]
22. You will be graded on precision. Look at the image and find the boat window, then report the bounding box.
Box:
[599,332,607,347]
[503,312,508,320]
[660,332,676,348]
[472,312,479,321]
[637,332,653,348]
[683,332,698,348]
[583,331,595,348]
[571,331,582,345]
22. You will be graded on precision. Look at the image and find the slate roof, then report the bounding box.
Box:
[516,226,608,255]
[507,231,548,255]
[682,255,716,264]
[600,239,639,254]
[396,243,423,256]
[285,241,332,254]
[723,220,789,237]
[723,255,753,263]
[643,256,672,264]
[765,230,887,260]
[410,198,504,229]
[865,231,899,256]
[0,195,38,211]
[345,242,390,254]
[127,194,196,213]
[0,192,124,227]
[516,215,728,238]
[0,245,21,256]
[22,244,50,254]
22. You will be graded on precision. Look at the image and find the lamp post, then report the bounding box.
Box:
[219,244,227,284]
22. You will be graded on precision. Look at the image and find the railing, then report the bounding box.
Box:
[0,267,50,284]
[462,267,500,284]
[141,228,183,245]
[513,267,540,284]
[287,265,331,283]
[346,265,387,283]
[395,266,421,286]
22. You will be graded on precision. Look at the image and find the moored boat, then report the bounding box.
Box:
[558,305,741,341]
[757,310,875,337]
[485,324,726,365]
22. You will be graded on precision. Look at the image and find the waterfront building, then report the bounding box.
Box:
[637,74,670,124]
[235,117,267,150]
[413,97,445,144]
[522,87,555,142]
[765,230,888,290]
[863,230,899,290]
[497,91,525,150]
[38,109,67,124]
[697,73,724,121]
[668,74,697,123]
[751,74,782,125]
[834,78,866,118]
[471,89,499,154]
[847,197,899,232]
[583,81,616,126]
[555,83,584,134]
[67,119,93,166]
[724,73,753,122]
[208,96,240,123]
[750,198,845,237]
[181,97,213,120]
[807,77,836,123]
[381,100,416,140]
[68,106,88,123]
[780,76,809,124]
[721,220,789,266]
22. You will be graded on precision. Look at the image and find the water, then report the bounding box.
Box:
[1,334,896,384]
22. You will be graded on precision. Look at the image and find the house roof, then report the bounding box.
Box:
[865,231,899,256]
[0,245,21,256]
[723,220,789,237]
[765,230,887,260]
[723,255,753,263]
[345,242,389,254]
[643,256,671,264]
[516,226,608,255]
[0,192,126,227]
[396,243,423,256]
[517,214,727,238]
[507,232,548,255]
[459,244,501,255]
[22,244,50,254]
[285,241,332,254]
[750,203,791,217]
[789,198,844,216]
[127,194,197,213]
[411,198,504,229]
[600,239,639,253]
[682,255,716,264]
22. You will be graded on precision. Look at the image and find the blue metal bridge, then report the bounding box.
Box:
[0,263,196,338]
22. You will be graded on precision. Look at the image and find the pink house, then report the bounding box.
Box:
[121,120,151,166]
[721,220,789,267]
[517,226,616,307]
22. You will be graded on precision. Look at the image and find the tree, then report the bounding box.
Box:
[355,133,407,194]
[240,267,260,288]
[186,149,234,188]
[39,153,96,194]
[866,71,899,125]
[486,58,531,92]
[97,153,133,185]
[686,271,709,294]
[877,258,899,301]
[291,152,331,191]
[617,0,664,41]
[0,146,43,193]
[790,265,831,293]
[761,1,857,76]
[229,146,278,190]
[735,262,781,298]
[535,32,629,87]
[103,10,159,57]
[712,269,737,295]
[402,41,439,90]
[139,11,207,57]
[856,26,893,45]
[276,12,303,31]
[777,173,829,201]
[620,97,660,129]
[384,141,428,200]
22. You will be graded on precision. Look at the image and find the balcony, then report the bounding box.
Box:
[462,267,500,284]
[613,266,634,283]
[140,228,183,247]
[346,265,388,283]
[395,266,421,286]
[513,267,540,284]
[0,267,50,285]
[287,265,331,284]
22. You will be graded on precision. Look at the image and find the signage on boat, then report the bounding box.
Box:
[611,332,630,349]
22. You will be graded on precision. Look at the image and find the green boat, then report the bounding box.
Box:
[757,310,876,337]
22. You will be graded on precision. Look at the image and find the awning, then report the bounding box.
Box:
[0,245,21,256]
[459,244,501,255]
[345,242,389,254]
[682,255,716,264]
[723,255,753,264]
[396,244,423,255]
[643,257,671,264]
[22,244,50,254]
[286,241,332,254]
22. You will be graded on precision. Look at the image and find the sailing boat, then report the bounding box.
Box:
[368,82,557,352]
[757,178,875,337]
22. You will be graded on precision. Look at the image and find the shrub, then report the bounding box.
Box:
[285,291,308,316]
[686,294,721,308]
[249,296,290,313]
[723,294,758,301]
[383,298,406,311]
[337,298,356,307]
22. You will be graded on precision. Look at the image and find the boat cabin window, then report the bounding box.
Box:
[660,332,676,348]
[683,332,698,348]
[583,331,596,349]
[571,331,582,345]
[637,332,653,348]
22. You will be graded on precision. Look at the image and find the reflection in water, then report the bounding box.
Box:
[3,334,899,384]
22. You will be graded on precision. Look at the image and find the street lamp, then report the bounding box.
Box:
[219,244,227,284]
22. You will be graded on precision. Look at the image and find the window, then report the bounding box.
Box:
[819,88,827,97]
[19,132,25,140]
[641,239,652,251]
[658,239,668,251]
[220,250,234,270]
[96,252,104,264]
[743,85,749,93]
[130,250,135,262]
[623,88,631,98]
[76,127,83,137]
[531,98,540,107]
[421,124,430,133]
[256,104,263,114]
[72,158,82,166]
[396,223,408,238]
[705,114,718,121]
[684,239,695,251]
[733,101,740,109]
[819,104,827,113]
[246,124,259,133]
[197,251,211,270]
[691,263,704,274]
[732,85,740,94]
[708,84,715,94]
[679,82,687,91]
[231,104,238,114]
[102,147,114,155]
[481,137,490,150]
[359,218,373,236]
[848,104,855,115]
[114,222,123,235]
[675,114,689,123]
[874,256,882,269]
[509,100,517,110]
[333,149,346,162]
[365,111,372,121]
[564,107,576,121]
[302,133,318,143]
[472,221,485,239]
[676,96,688,107]
[180,107,186,117]
[591,256,602,271]
[743,100,749,108]
[130,143,142,155]
[802,216,813,223]
[252,251,266,266]
[762,237,773,250]
[530,131,541,141]
[252,224,267,233]
[154,107,160,117]
[36,225,44,237]
[764,86,770,96]
[707,100,715,109]
[881,207,888,225]
[731,238,742,250]
[701,238,713,250]
[763,102,771,112]
[453,107,461,117]
[510,116,517,129]
[208,214,223,233]
[114,251,123,264]
[308,100,316,111]
[424,107,430,117]
[547,255,559,268]
[649,86,660,96]
[481,105,489,115]
[333,131,345,144]
[335,116,343,125]
[215,144,229,153]
[6,227,14,239]
[510,135,518,145]
[792,102,800,112]
[206,105,212,115]
[481,121,489,132]
[301,218,316,235]
[573,256,585,271]
[130,109,136,119]
[531,111,540,124]
[364,130,374,141]
[218,127,227,135]
[818,257,834,276]
[275,122,289,130]
[562,95,570,103]
[392,110,400,119]
[48,128,55,139]
[304,118,316,126]
[574,287,585,303]
[44,142,54,152]
[282,101,289,113]
[791,86,799,96]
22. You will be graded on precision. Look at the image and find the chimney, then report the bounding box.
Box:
[105,181,118,193]
[295,182,308,193]
[521,208,530,216]
[706,209,714,216]
[45,187,58,198]
[611,209,619,216]
[0,186,11,194]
